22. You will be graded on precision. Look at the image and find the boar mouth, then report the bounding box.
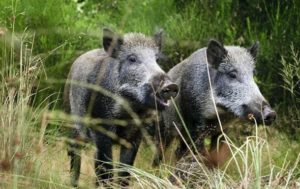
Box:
[207,101,272,125]
[151,93,169,108]
[217,103,272,125]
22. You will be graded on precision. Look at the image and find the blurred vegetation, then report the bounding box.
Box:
[0,0,299,133]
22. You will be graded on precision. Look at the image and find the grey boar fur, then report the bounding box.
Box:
[154,40,276,166]
[64,28,178,187]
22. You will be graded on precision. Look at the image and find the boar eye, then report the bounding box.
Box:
[228,71,237,79]
[128,55,137,63]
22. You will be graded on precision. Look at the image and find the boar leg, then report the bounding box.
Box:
[68,129,82,187]
[152,132,173,167]
[94,131,113,186]
[118,130,142,186]
[175,140,189,161]
[175,126,203,161]
[68,86,90,186]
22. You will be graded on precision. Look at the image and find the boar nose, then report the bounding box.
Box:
[159,82,179,101]
[262,104,276,125]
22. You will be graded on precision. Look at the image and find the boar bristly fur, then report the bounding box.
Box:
[64,28,178,187]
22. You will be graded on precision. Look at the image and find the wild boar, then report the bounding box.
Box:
[154,39,276,167]
[64,28,178,187]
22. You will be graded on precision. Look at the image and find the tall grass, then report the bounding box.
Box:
[278,45,300,139]
[170,126,300,189]
[0,9,69,187]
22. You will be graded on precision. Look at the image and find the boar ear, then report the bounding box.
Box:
[154,29,164,50]
[248,41,259,58]
[103,28,124,57]
[207,39,227,68]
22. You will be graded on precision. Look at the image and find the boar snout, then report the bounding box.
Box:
[243,101,276,125]
[150,74,179,100]
[262,104,276,125]
[148,74,179,109]
[159,82,178,101]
